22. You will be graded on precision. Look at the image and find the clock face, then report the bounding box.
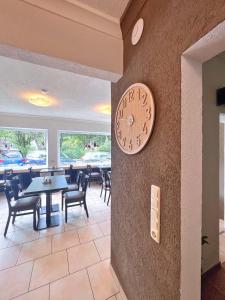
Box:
[115,83,155,154]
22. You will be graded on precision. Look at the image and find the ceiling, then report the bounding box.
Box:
[0,55,111,123]
[66,0,130,21]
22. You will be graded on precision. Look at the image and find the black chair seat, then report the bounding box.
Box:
[67,183,79,191]
[12,196,40,211]
[64,191,84,202]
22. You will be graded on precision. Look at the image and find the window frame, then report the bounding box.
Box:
[0,126,48,170]
[57,129,111,167]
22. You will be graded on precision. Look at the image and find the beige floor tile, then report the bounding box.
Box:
[50,270,94,300]
[0,234,16,249]
[0,261,33,300]
[17,237,52,264]
[94,236,110,260]
[108,297,117,300]
[78,224,103,243]
[116,293,123,300]
[0,245,21,270]
[52,230,79,253]
[30,250,68,290]
[88,260,119,300]
[14,285,49,300]
[98,221,111,236]
[67,241,100,273]
[39,225,65,238]
[10,228,39,244]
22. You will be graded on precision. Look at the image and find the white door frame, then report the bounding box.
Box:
[181,21,225,300]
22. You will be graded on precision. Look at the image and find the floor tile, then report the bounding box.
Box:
[0,261,33,300]
[0,245,21,270]
[30,250,68,290]
[98,221,111,236]
[94,236,110,260]
[50,270,94,300]
[78,224,103,243]
[39,225,65,238]
[88,260,119,300]
[10,228,39,244]
[14,285,49,300]
[67,241,100,273]
[52,230,79,253]
[17,237,52,264]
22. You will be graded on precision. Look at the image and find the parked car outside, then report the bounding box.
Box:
[26,150,46,166]
[0,150,26,167]
[82,152,111,164]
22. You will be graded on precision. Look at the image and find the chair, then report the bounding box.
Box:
[4,184,41,236]
[61,170,83,210]
[100,169,111,205]
[107,171,111,206]
[64,173,89,222]
[86,165,102,187]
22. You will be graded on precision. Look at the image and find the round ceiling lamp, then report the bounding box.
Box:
[29,95,51,107]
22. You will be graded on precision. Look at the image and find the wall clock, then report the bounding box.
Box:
[115,83,155,155]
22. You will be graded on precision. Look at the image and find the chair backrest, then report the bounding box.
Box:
[8,179,21,200]
[86,165,92,176]
[76,171,85,189]
[80,174,89,195]
[100,169,110,187]
[4,184,14,209]
[3,169,14,181]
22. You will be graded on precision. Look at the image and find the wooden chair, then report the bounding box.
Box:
[86,165,101,187]
[4,184,41,236]
[64,174,89,222]
[61,170,83,210]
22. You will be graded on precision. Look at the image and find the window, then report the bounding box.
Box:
[0,127,48,169]
[58,131,111,166]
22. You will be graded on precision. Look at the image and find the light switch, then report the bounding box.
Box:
[151,185,160,243]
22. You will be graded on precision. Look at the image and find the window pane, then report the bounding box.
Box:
[59,132,111,166]
[0,128,48,170]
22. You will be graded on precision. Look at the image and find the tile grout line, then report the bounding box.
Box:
[28,260,35,292]
[86,268,96,300]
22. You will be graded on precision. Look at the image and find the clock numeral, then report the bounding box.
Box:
[128,139,133,150]
[122,97,127,109]
[143,122,148,135]
[116,121,120,129]
[118,109,123,119]
[138,89,147,106]
[122,137,126,147]
[146,106,151,120]
[136,135,141,146]
[128,89,134,102]
[117,130,122,139]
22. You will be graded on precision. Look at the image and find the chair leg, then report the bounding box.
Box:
[84,200,89,218]
[33,209,37,230]
[65,203,68,223]
[12,212,16,224]
[107,191,111,206]
[100,184,103,197]
[4,213,11,236]
[104,189,107,202]
[61,192,64,211]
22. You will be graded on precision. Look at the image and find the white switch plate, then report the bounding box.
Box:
[151,185,160,243]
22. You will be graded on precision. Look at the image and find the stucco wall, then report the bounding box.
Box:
[111,1,225,299]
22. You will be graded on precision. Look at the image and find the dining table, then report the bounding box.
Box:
[24,175,68,230]
[40,167,64,176]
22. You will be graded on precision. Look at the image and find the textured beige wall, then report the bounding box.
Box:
[111,1,225,299]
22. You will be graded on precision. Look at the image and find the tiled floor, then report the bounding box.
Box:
[220,219,225,263]
[0,184,122,300]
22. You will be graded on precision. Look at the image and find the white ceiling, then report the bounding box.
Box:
[66,0,130,21]
[0,55,111,123]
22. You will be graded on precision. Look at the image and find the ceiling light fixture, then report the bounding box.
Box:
[28,95,51,107]
[95,104,111,115]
